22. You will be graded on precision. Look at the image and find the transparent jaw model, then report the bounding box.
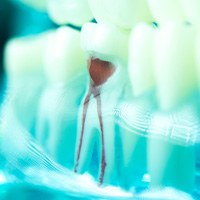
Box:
[1,0,200,199]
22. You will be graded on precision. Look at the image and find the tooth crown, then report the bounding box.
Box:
[81,22,130,64]
[88,0,153,29]
[129,23,155,97]
[154,23,197,110]
[47,0,93,26]
[44,26,87,83]
[4,31,54,79]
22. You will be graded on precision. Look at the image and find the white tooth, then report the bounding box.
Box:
[88,0,153,29]
[148,23,197,192]
[119,23,156,188]
[44,26,87,83]
[181,0,200,25]
[147,0,185,24]
[47,0,93,26]
[129,23,155,97]
[3,31,53,132]
[19,0,47,11]
[36,27,87,168]
[81,22,130,63]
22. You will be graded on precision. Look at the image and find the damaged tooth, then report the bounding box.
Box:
[3,30,54,133]
[36,26,87,168]
[74,22,130,185]
[148,23,197,192]
[88,0,153,29]
[47,0,93,26]
[119,23,156,188]
[147,0,185,24]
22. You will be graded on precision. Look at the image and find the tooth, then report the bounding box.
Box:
[81,22,130,62]
[74,23,130,184]
[88,0,153,29]
[148,23,197,192]
[36,26,87,168]
[19,0,47,11]
[47,0,93,26]
[147,0,185,24]
[119,23,156,188]
[4,31,53,132]
[181,0,200,25]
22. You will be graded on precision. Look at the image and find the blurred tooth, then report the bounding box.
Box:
[3,31,53,132]
[88,0,153,29]
[81,22,130,63]
[147,0,185,24]
[36,27,87,168]
[20,0,47,11]
[181,0,200,25]
[47,0,93,26]
[119,23,156,188]
[148,23,197,192]
[154,23,197,110]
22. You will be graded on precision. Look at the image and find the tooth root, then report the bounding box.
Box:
[147,0,185,24]
[181,0,200,25]
[36,27,87,168]
[88,0,153,29]
[47,0,93,26]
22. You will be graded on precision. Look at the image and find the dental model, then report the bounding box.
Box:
[3,30,53,134]
[118,23,156,189]
[36,26,87,168]
[47,0,93,26]
[148,23,198,192]
[74,22,130,185]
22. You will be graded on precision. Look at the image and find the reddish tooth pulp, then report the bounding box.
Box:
[74,58,116,184]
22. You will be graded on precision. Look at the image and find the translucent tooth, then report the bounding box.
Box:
[88,0,153,29]
[81,22,130,63]
[119,23,156,188]
[154,23,197,110]
[129,23,155,96]
[148,23,197,192]
[3,31,54,133]
[181,0,200,25]
[147,0,185,24]
[47,0,93,26]
[36,27,87,168]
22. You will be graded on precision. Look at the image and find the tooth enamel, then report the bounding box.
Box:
[88,0,153,29]
[36,27,87,168]
[181,0,200,25]
[119,23,156,188]
[129,23,155,97]
[81,22,130,63]
[3,31,54,132]
[44,26,87,83]
[148,23,197,192]
[47,0,93,26]
[19,0,47,11]
[147,0,185,24]
[154,23,197,110]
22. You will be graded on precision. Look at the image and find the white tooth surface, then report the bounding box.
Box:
[118,23,156,188]
[47,0,93,26]
[36,27,87,168]
[88,0,153,29]
[148,23,197,192]
[3,31,53,133]
[81,22,130,63]
[19,0,47,11]
[44,26,87,83]
[129,23,155,97]
[154,23,197,110]
[147,0,185,24]
[181,0,200,25]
